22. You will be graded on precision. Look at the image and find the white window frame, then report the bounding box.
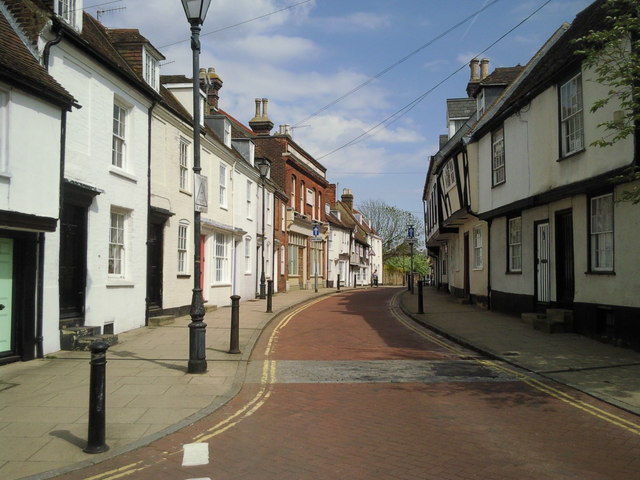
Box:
[560,73,584,157]
[214,232,230,284]
[177,222,189,275]
[0,89,8,173]
[179,138,190,192]
[299,182,305,212]
[291,176,296,209]
[280,245,286,275]
[246,180,253,219]
[266,191,273,226]
[219,163,227,208]
[442,160,456,190]
[492,126,505,186]
[288,244,299,276]
[477,89,485,118]
[112,102,127,169]
[109,209,126,277]
[56,0,77,28]
[590,193,614,272]
[281,202,286,232]
[244,236,252,274]
[508,217,522,273]
[473,226,483,270]
[143,48,159,91]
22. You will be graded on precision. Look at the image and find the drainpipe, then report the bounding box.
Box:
[487,218,492,309]
[43,23,63,71]
[35,232,45,358]
[145,101,158,326]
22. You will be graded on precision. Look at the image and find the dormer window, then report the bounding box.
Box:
[477,89,486,117]
[143,48,160,91]
[56,0,82,30]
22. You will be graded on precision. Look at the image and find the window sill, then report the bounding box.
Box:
[109,167,138,183]
[506,270,522,275]
[177,274,191,279]
[472,267,484,271]
[106,279,134,288]
[585,270,616,276]
[491,180,505,189]
[0,171,11,180]
[179,189,192,196]
[557,148,585,162]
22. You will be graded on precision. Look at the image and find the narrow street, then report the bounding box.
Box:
[55,288,640,480]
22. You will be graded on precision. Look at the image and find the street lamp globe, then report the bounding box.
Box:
[181,0,212,24]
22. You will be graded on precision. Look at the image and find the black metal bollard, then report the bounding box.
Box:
[84,340,109,454]
[337,274,341,292]
[266,280,273,313]
[407,273,411,292]
[229,295,241,354]
[354,274,357,288]
[418,280,424,314]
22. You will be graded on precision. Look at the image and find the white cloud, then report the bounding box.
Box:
[222,34,321,63]
[319,12,391,32]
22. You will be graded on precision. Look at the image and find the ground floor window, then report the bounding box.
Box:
[508,217,522,272]
[214,232,231,284]
[473,226,483,269]
[109,209,127,277]
[590,193,613,271]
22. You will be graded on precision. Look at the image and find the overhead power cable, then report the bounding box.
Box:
[158,0,313,49]
[317,0,552,161]
[293,0,501,127]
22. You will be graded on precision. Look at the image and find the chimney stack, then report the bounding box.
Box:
[249,98,274,136]
[341,188,354,211]
[480,58,490,79]
[205,67,223,112]
[469,58,480,81]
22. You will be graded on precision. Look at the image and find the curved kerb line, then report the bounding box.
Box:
[390,291,640,436]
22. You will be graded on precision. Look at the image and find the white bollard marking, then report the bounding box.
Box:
[182,442,209,467]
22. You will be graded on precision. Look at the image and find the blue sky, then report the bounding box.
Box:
[88,0,594,217]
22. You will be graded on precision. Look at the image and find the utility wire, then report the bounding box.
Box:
[293,0,501,127]
[158,0,313,49]
[317,0,552,161]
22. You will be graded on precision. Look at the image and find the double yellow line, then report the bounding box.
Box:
[391,291,640,436]
[82,297,325,480]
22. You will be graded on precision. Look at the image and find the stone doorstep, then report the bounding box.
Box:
[521,312,545,326]
[148,315,175,327]
[74,334,119,351]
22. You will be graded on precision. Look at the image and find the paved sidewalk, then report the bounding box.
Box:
[400,286,640,416]
[0,287,337,480]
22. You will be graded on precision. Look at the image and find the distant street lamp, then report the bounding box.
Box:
[182,0,211,374]
[407,224,416,294]
[256,157,271,299]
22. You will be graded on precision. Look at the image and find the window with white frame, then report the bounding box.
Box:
[508,217,522,272]
[179,138,190,191]
[317,192,322,220]
[214,232,230,283]
[143,48,159,91]
[560,73,584,157]
[280,245,285,275]
[299,181,305,212]
[288,244,299,276]
[442,160,456,190]
[590,193,614,271]
[266,192,273,226]
[177,222,189,274]
[112,102,126,168]
[473,226,483,269]
[56,0,77,27]
[244,237,252,274]
[281,202,286,231]
[246,180,253,219]
[290,176,296,209]
[477,89,485,118]
[311,241,322,276]
[492,126,505,186]
[109,210,126,276]
[219,163,227,207]
[0,89,7,172]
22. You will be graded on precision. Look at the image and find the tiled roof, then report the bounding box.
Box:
[161,74,191,84]
[0,8,74,108]
[446,98,475,119]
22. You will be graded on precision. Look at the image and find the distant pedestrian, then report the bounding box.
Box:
[372,270,378,287]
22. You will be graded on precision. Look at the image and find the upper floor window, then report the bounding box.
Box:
[179,138,190,191]
[0,89,7,172]
[56,0,79,29]
[112,102,127,168]
[492,126,505,186]
[442,160,456,190]
[219,163,227,208]
[508,216,522,272]
[246,180,253,219]
[299,181,305,212]
[477,89,485,118]
[290,175,296,209]
[560,73,584,157]
[590,193,614,272]
[267,192,273,226]
[244,237,252,274]
[143,48,160,91]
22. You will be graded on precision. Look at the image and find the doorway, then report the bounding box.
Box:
[555,210,575,306]
[535,221,550,304]
[0,238,14,355]
[59,203,87,321]
[147,223,164,310]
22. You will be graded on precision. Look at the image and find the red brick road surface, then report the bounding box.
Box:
[53,288,640,480]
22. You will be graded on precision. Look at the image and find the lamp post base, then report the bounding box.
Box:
[187,288,207,374]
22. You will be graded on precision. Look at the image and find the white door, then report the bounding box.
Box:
[536,223,550,303]
[0,238,13,354]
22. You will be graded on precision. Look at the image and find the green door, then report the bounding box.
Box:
[0,238,13,354]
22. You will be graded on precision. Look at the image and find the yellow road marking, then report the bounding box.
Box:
[391,291,640,436]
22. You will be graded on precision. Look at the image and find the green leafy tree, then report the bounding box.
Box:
[573,0,640,202]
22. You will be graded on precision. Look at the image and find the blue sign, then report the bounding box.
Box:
[313,225,320,237]
[407,226,415,238]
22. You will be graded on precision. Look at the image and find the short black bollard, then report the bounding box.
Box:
[354,274,357,288]
[266,280,273,313]
[229,295,241,354]
[84,340,109,454]
[337,274,341,292]
[418,280,424,314]
[407,273,411,292]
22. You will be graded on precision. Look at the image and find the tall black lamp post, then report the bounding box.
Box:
[256,158,271,299]
[182,0,211,374]
[407,224,416,293]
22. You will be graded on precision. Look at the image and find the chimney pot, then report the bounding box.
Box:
[480,58,490,79]
[469,58,480,81]
[262,98,269,118]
